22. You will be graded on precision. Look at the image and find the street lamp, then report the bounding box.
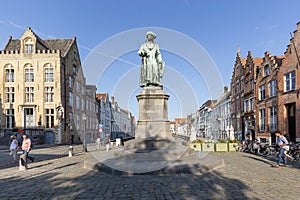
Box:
[82,113,87,152]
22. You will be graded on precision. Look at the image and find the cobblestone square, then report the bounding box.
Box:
[0,145,299,200]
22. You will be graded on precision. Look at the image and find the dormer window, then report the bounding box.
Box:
[24,38,34,54]
[25,44,33,54]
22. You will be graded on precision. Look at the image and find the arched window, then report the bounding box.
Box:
[5,64,14,82]
[25,64,34,82]
[44,63,54,82]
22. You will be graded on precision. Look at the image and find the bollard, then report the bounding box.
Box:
[96,138,101,150]
[19,154,28,171]
[68,146,73,157]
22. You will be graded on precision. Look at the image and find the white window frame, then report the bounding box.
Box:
[69,91,73,107]
[25,87,34,103]
[259,109,266,131]
[45,87,54,103]
[25,66,34,82]
[5,87,14,103]
[284,71,296,92]
[268,80,276,97]
[45,64,54,82]
[259,85,265,100]
[269,106,277,131]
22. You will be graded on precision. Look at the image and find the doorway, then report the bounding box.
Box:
[24,108,34,128]
[285,103,296,143]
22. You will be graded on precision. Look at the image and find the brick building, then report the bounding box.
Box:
[278,22,300,143]
[243,52,262,141]
[230,51,246,141]
[256,52,282,144]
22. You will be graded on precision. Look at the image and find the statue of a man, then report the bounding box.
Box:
[138,31,165,88]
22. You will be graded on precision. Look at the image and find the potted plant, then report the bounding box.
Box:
[215,139,228,152]
[228,139,239,151]
[202,141,215,152]
[189,139,204,151]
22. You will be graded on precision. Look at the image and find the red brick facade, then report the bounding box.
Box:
[277,22,300,143]
[255,52,282,144]
[230,22,300,143]
[230,52,246,140]
[244,52,262,141]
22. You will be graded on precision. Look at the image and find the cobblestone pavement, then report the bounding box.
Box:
[0,144,299,200]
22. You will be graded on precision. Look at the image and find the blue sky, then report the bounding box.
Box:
[0,0,300,120]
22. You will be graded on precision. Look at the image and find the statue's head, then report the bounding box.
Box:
[146,31,156,41]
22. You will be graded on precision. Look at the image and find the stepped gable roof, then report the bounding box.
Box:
[252,58,263,66]
[96,93,108,102]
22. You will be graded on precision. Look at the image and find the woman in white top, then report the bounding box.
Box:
[9,135,19,162]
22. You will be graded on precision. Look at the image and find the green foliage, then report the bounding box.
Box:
[191,139,205,143]
[228,139,237,143]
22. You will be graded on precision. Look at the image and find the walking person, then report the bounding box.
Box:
[9,135,19,162]
[274,131,289,168]
[105,134,111,152]
[21,134,35,162]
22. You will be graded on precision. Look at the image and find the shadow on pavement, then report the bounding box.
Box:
[0,165,252,199]
[242,153,300,170]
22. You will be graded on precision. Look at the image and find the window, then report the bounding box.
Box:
[259,109,266,131]
[5,87,14,103]
[236,96,240,111]
[76,81,80,93]
[83,98,86,111]
[260,138,267,144]
[5,66,14,82]
[69,91,73,107]
[284,71,295,92]
[269,80,276,97]
[269,107,277,131]
[69,112,73,130]
[245,82,248,93]
[45,87,54,103]
[250,98,254,111]
[45,64,54,82]
[76,95,80,109]
[73,64,77,74]
[25,87,34,103]
[259,85,265,100]
[241,79,244,92]
[69,76,73,88]
[244,100,249,112]
[250,79,254,90]
[25,44,33,54]
[45,109,54,128]
[74,51,77,60]
[6,109,15,129]
[264,65,270,76]
[25,67,34,82]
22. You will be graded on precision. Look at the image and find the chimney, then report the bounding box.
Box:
[111,96,115,104]
[224,86,228,94]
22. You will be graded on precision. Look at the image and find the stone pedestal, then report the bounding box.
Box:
[135,87,170,140]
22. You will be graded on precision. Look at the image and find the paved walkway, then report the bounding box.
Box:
[0,144,299,200]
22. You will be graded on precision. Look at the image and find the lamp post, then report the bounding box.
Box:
[82,113,87,152]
